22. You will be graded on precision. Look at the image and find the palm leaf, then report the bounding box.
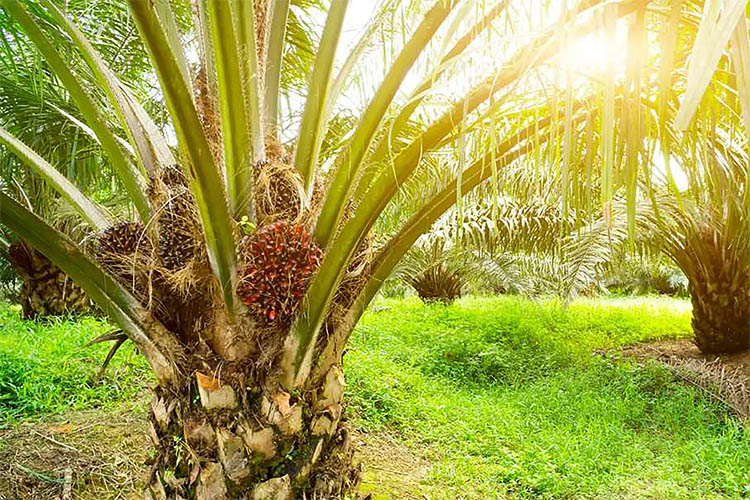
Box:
[0,126,110,230]
[41,0,175,176]
[675,0,748,129]
[0,0,150,221]
[293,0,350,192]
[314,0,459,248]
[128,0,238,317]
[0,190,178,385]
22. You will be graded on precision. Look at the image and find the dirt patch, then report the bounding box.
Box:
[0,403,149,500]
[601,338,750,419]
[358,432,433,500]
[0,405,432,500]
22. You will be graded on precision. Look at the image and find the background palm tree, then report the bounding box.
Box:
[0,10,117,317]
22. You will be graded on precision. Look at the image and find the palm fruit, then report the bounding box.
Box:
[160,163,188,188]
[158,196,198,271]
[96,222,149,262]
[95,222,152,297]
[154,166,199,271]
[237,221,322,324]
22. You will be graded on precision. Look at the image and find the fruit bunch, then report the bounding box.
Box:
[96,221,149,261]
[158,192,198,271]
[237,221,322,323]
[94,221,152,299]
[155,166,199,271]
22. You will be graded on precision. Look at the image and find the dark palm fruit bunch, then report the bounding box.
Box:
[160,163,188,188]
[236,221,322,323]
[254,160,303,224]
[95,222,151,294]
[158,194,198,271]
[96,221,149,261]
[156,166,198,271]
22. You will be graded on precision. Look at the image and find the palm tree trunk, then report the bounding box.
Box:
[689,274,750,354]
[683,228,750,354]
[144,362,361,500]
[8,241,89,319]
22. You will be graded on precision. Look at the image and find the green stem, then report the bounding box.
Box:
[293,0,350,193]
[314,0,459,248]
[207,0,254,217]
[264,0,290,135]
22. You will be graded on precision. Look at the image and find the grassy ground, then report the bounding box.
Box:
[348,296,749,500]
[1,295,749,499]
[0,305,152,421]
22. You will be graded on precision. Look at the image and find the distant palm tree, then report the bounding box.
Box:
[0,8,132,317]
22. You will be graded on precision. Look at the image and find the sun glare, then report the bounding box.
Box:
[558,25,629,79]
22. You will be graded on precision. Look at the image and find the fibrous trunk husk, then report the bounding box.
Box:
[8,241,90,319]
[685,228,750,354]
[690,274,750,354]
[145,365,360,500]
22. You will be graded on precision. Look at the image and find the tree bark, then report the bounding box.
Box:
[8,241,90,319]
[690,274,750,354]
[144,364,361,500]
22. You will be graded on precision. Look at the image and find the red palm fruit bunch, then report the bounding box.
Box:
[237,221,322,324]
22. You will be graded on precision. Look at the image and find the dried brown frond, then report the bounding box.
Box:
[194,66,221,160]
[254,159,307,226]
[603,340,750,421]
[265,135,291,164]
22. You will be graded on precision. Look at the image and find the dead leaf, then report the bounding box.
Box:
[272,391,292,417]
[49,424,75,434]
[195,372,221,391]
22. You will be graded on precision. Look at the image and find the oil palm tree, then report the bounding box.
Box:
[399,236,466,303]
[397,196,577,302]
[646,198,750,352]
[0,0,725,498]
[650,0,750,353]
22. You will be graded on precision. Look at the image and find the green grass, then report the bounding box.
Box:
[347,296,750,499]
[1,295,749,499]
[0,304,151,421]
